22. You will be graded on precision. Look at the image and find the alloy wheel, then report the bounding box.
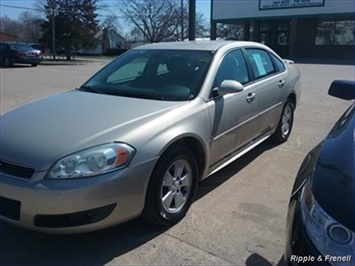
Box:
[160,159,192,214]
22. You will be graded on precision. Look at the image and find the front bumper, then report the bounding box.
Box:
[285,192,331,266]
[0,159,156,233]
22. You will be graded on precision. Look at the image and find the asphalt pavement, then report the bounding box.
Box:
[0,61,354,266]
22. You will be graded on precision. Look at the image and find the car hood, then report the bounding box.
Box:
[312,103,354,231]
[0,90,184,171]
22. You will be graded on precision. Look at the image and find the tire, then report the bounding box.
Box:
[4,57,12,67]
[272,99,294,143]
[31,63,38,67]
[142,146,198,227]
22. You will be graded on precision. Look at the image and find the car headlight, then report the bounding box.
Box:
[300,177,354,265]
[46,143,135,179]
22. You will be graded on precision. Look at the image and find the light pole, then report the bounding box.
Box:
[188,0,195,40]
[181,0,184,41]
[51,0,56,60]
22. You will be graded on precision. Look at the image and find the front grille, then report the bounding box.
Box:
[0,196,21,221]
[0,161,34,179]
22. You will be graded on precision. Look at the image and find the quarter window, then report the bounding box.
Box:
[271,53,286,72]
[245,49,275,79]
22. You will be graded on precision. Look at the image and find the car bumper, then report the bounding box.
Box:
[285,192,331,266]
[0,159,157,233]
[13,56,42,65]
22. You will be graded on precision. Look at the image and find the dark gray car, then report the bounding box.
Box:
[0,42,42,67]
[0,41,300,233]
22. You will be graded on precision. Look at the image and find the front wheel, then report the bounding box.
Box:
[272,100,294,143]
[142,146,198,226]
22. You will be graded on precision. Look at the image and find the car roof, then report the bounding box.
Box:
[133,40,268,52]
[1,42,31,45]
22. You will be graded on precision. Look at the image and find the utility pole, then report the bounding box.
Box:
[181,0,184,41]
[51,0,56,60]
[188,0,195,40]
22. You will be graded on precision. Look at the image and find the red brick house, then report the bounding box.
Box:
[0,32,17,42]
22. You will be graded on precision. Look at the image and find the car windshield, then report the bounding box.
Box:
[80,49,213,101]
[9,43,33,51]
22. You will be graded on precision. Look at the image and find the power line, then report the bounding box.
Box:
[0,4,41,12]
[0,4,125,19]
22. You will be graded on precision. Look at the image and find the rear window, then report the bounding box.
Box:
[9,43,33,51]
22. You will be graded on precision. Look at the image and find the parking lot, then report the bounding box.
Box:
[0,61,354,266]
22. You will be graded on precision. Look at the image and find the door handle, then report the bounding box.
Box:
[278,80,286,88]
[246,92,256,103]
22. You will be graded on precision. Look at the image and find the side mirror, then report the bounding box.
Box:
[216,80,244,96]
[328,80,355,100]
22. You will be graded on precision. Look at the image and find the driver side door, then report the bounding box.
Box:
[208,49,260,166]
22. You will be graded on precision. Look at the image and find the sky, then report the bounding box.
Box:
[0,0,212,25]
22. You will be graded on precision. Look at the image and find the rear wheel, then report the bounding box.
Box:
[4,57,12,67]
[272,99,294,143]
[143,146,198,226]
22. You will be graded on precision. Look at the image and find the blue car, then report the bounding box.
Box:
[285,80,354,266]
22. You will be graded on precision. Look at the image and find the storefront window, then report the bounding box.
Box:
[217,23,244,40]
[260,21,271,31]
[315,19,355,46]
[277,21,290,31]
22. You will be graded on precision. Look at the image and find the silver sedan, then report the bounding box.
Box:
[0,41,300,233]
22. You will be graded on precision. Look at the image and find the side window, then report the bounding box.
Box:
[245,49,276,79]
[271,53,286,72]
[214,49,250,86]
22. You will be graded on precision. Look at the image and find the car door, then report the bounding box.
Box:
[0,43,6,62]
[244,48,285,135]
[207,49,260,166]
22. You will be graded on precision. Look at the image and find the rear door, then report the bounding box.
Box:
[244,48,286,135]
[0,43,7,61]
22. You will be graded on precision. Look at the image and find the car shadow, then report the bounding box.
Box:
[246,253,287,266]
[0,139,281,266]
[0,218,167,265]
[0,64,35,69]
[196,138,279,201]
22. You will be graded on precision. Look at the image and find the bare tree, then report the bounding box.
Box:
[119,0,207,43]
[0,13,43,42]
[119,0,177,43]
[101,14,120,31]
[18,11,43,42]
[169,3,208,41]
[217,23,245,40]
[0,16,23,37]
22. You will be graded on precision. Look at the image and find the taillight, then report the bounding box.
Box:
[16,51,26,57]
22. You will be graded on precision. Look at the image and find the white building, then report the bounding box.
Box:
[78,28,126,55]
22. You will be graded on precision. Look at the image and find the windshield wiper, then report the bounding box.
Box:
[79,85,104,94]
[106,90,165,100]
